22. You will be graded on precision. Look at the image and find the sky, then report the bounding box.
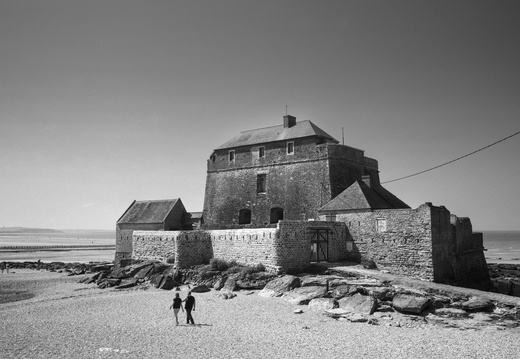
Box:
[1,0,519,231]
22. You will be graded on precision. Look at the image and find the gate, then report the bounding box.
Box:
[308,226,330,262]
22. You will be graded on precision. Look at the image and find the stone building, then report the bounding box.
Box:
[115,199,191,265]
[203,115,406,229]
[116,114,490,290]
[318,181,491,289]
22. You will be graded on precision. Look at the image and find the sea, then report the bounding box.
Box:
[0,230,115,263]
[0,229,519,265]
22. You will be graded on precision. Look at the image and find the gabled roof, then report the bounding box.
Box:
[215,120,338,150]
[318,181,410,212]
[117,199,182,224]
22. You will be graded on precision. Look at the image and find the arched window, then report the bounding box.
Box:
[239,209,252,225]
[270,207,284,224]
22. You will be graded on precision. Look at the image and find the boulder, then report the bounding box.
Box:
[300,275,329,287]
[367,286,395,300]
[281,286,328,305]
[115,278,139,289]
[308,298,337,312]
[324,308,352,319]
[151,274,165,288]
[213,277,227,290]
[236,273,274,290]
[134,265,154,279]
[328,278,350,288]
[222,277,238,292]
[191,285,211,293]
[337,293,377,315]
[258,275,300,298]
[392,294,430,314]
[158,276,178,290]
[332,284,357,299]
[460,297,494,312]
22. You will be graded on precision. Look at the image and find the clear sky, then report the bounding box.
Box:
[1,0,519,231]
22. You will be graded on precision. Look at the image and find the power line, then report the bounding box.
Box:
[381,130,520,185]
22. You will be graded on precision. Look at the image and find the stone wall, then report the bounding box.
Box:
[132,220,348,272]
[327,204,435,280]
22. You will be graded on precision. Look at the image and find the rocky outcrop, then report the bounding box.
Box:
[281,286,328,305]
[258,275,300,298]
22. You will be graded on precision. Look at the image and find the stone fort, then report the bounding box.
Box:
[116,115,491,290]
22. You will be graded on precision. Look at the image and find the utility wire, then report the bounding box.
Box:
[381,130,520,184]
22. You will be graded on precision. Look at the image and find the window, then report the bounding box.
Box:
[270,207,284,224]
[259,146,265,158]
[211,154,216,162]
[239,209,252,225]
[325,214,337,222]
[257,174,266,193]
[229,150,235,163]
[376,218,387,233]
[287,141,294,155]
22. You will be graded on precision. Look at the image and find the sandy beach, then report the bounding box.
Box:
[0,269,519,359]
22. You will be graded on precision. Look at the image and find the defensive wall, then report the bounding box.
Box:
[132,221,346,273]
[320,203,491,289]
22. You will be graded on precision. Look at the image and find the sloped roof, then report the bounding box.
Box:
[318,181,409,212]
[117,199,182,224]
[215,120,338,150]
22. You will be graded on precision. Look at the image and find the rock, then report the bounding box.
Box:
[218,291,237,300]
[347,279,385,287]
[308,298,337,312]
[367,286,395,300]
[434,308,467,317]
[300,275,329,287]
[213,277,227,290]
[344,313,368,323]
[324,308,352,318]
[151,274,165,288]
[115,278,139,289]
[332,284,358,299]
[293,309,304,314]
[191,285,211,293]
[460,297,494,312]
[134,265,154,279]
[258,275,300,298]
[222,277,238,292]
[337,293,377,315]
[328,278,351,288]
[282,286,328,305]
[392,294,430,314]
[158,276,178,290]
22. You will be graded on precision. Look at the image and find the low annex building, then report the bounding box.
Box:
[115,199,192,265]
[116,115,491,290]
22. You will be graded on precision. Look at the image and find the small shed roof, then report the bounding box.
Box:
[215,120,338,150]
[319,181,409,213]
[117,199,182,224]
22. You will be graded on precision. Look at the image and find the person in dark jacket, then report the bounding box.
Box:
[183,291,196,325]
[169,293,184,326]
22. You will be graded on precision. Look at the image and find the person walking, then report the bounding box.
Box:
[169,293,184,326]
[183,291,196,325]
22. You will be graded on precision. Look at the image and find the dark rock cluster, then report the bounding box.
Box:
[488,263,520,297]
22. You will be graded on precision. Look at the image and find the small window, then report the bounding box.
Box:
[259,146,265,158]
[376,218,387,233]
[325,214,336,222]
[270,207,284,224]
[287,141,294,155]
[239,209,252,225]
[211,154,216,162]
[257,174,266,193]
[229,150,235,162]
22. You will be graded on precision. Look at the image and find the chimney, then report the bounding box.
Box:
[283,115,296,128]
[361,175,371,187]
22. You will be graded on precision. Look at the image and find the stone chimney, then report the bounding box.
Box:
[362,175,371,187]
[283,115,296,128]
